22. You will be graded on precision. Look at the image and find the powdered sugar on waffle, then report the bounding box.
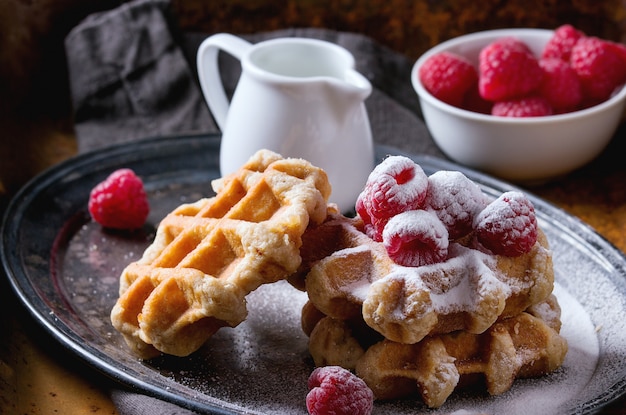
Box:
[363,242,513,342]
[423,244,508,312]
[336,245,374,302]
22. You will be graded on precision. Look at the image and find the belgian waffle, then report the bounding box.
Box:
[110,150,331,358]
[298,210,554,344]
[304,295,567,408]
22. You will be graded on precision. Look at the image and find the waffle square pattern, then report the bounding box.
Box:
[111,150,331,358]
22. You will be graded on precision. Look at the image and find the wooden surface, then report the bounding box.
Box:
[1,0,626,413]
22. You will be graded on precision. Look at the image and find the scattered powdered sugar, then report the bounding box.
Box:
[49,148,626,414]
[467,283,599,415]
[553,282,599,366]
[370,283,600,415]
[160,280,313,415]
[84,213,617,415]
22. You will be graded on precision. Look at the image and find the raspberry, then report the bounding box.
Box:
[473,191,538,257]
[570,36,626,102]
[538,58,582,111]
[88,168,149,229]
[382,210,449,267]
[355,197,389,242]
[541,24,585,61]
[608,41,626,65]
[418,51,479,107]
[356,156,429,241]
[491,96,553,117]
[306,366,374,415]
[425,170,489,240]
[479,37,544,101]
[461,85,493,114]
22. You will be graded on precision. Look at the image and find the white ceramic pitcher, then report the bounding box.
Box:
[197,33,374,212]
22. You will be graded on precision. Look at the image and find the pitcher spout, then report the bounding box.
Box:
[319,70,372,121]
[344,69,373,100]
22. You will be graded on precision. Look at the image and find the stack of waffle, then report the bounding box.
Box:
[297,208,567,408]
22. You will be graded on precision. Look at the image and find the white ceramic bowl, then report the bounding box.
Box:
[412,28,626,183]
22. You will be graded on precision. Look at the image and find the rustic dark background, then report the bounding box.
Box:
[1,0,625,206]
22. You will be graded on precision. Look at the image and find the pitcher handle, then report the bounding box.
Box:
[196,33,252,131]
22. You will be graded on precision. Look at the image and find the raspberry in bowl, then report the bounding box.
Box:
[412,27,626,183]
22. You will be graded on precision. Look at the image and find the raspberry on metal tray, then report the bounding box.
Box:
[306,366,374,415]
[88,168,150,230]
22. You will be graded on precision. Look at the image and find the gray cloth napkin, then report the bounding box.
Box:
[65,0,216,152]
[64,0,443,414]
[65,0,442,158]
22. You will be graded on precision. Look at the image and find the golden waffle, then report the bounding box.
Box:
[305,295,567,408]
[110,150,331,358]
[298,210,554,345]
